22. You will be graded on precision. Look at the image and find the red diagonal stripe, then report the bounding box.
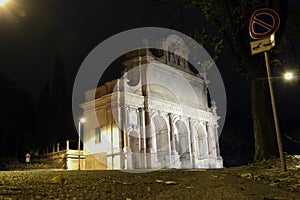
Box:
[253,18,273,30]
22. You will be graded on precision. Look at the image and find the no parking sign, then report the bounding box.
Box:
[249,8,280,39]
[25,153,30,163]
[249,8,280,54]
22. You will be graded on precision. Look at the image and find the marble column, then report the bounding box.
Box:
[186,126,193,167]
[214,124,223,168]
[116,82,125,169]
[164,113,172,168]
[138,108,147,169]
[119,106,125,169]
[124,107,132,169]
[168,113,180,168]
[107,106,115,169]
[207,123,217,157]
[207,122,217,168]
[214,125,221,158]
[168,113,176,154]
[181,118,192,167]
[145,108,156,168]
[188,118,199,167]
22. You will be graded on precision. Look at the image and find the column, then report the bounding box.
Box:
[207,122,217,168]
[145,108,152,152]
[65,140,69,170]
[116,82,125,170]
[138,108,147,169]
[188,118,198,167]
[207,123,217,157]
[214,125,221,158]
[186,124,193,168]
[168,113,176,154]
[124,107,132,169]
[145,108,156,168]
[165,113,172,167]
[118,107,125,169]
[121,106,128,169]
[106,107,112,169]
[214,124,223,168]
[110,111,114,170]
[168,113,180,168]
[66,140,69,151]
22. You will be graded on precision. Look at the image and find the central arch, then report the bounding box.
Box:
[129,130,140,169]
[175,120,191,168]
[194,123,208,159]
[152,115,170,168]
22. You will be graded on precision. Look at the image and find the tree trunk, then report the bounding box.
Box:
[249,62,279,161]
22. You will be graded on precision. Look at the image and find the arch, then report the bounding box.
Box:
[194,123,208,158]
[152,115,169,152]
[174,120,190,161]
[129,130,140,153]
[152,115,170,167]
[128,130,140,169]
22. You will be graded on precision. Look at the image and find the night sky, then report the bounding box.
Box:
[0,0,299,163]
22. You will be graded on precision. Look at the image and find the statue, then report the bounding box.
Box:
[211,100,217,115]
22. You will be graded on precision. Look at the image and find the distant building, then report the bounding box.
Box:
[80,35,223,170]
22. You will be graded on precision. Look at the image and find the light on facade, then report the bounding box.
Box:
[80,117,86,123]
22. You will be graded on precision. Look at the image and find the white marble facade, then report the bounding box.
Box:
[81,35,223,170]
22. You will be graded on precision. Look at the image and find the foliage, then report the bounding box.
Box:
[0,74,34,158]
[149,0,288,78]
[147,0,290,161]
[189,0,288,78]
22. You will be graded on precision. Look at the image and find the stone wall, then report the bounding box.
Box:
[85,153,107,170]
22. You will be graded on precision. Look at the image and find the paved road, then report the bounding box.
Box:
[0,169,299,199]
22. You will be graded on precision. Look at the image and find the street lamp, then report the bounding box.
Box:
[256,72,297,81]
[78,117,86,170]
[0,0,9,6]
[284,72,293,80]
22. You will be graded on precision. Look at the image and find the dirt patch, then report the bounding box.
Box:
[0,155,299,199]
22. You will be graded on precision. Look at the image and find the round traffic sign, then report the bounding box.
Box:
[249,8,280,39]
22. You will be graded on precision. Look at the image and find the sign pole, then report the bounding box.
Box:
[264,51,287,172]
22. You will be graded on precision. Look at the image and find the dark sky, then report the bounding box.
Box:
[0,0,178,98]
[0,0,299,134]
[0,1,248,104]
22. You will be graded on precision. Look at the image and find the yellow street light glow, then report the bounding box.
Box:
[284,72,293,80]
[80,117,86,123]
[0,0,9,6]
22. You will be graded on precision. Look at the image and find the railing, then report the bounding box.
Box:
[38,140,80,155]
[38,140,86,170]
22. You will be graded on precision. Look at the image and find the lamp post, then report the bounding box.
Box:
[264,52,287,172]
[78,117,86,170]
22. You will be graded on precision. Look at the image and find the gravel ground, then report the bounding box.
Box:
[0,168,299,200]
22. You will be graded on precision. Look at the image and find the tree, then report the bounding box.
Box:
[33,54,77,153]
[148,0,288,161]
[0,74,34,158]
